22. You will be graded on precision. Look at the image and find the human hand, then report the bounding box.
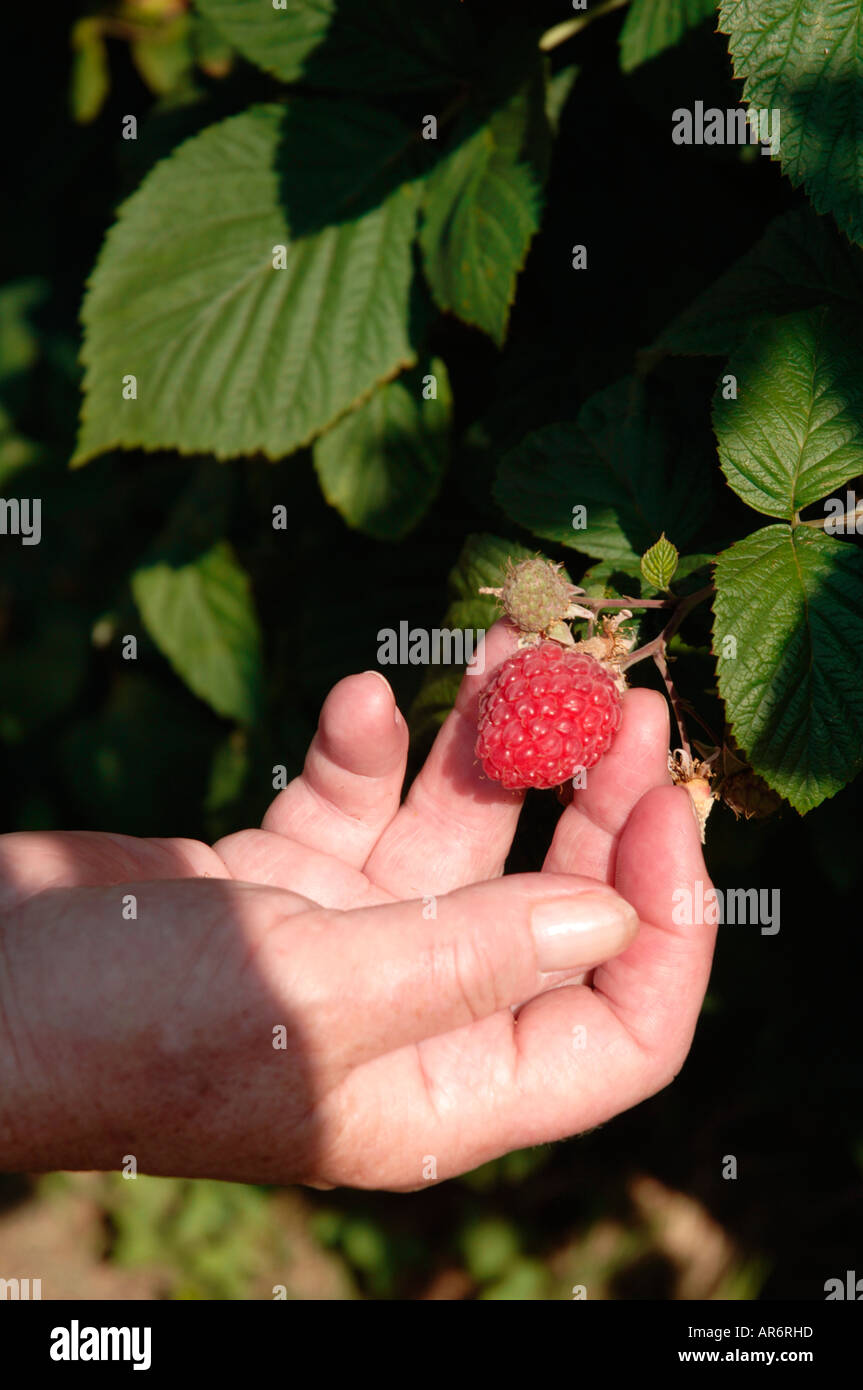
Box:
[0,622,716,1190]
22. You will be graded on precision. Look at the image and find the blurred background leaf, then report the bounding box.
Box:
[314,359,452,540]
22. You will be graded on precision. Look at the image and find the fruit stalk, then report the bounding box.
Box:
[618,584,714,756]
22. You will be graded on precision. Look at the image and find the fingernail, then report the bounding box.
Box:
[531,892,638,972]
[362,670,401,725]
[363,669,393,695]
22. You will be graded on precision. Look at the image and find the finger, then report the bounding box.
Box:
[256,671,408,867]
[310,985,628,1189]
[311,788,712,1189]
[0,831,228,912]
[363,620,524,897]
[543,688,671,883]
[213,828,393,909]
[275,872,639,1080]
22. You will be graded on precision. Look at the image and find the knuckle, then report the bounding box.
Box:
[439,927,503,1023]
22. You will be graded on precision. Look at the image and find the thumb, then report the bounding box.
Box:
[291,873,639,1073]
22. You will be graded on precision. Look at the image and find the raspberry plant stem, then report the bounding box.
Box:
[539,0,630,53]
[653,648,691,756]
[802,502,863,531]
[577,596,673,610]
[617,584,715,755]
[618,584,713,671]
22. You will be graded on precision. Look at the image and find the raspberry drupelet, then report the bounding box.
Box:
[475,641,623,790]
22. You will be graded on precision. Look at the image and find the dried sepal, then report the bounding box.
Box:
[574,610,636,694]
[668,748,716,843]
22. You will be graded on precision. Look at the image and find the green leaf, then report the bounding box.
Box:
[195,0,475,91]
[419,83,545,346]
[0,604,90,744]
[409,667,465,747]
[713,525,863,813]
[60,675,216,837]
[70,18,110,125]
[650,208,863,357]
[0,429,43,485]
[130,18,194,97]
[713,306,863,519]
[191,14,235,76]
[719,0,863,244]
[671,551,716,592]
[641,533,679,590]
[205,731,250,816]
[496,378,707,566]
[545,63,578,132]
[0,278,51,434]
[581,551,713,601]
[75,103,422,464]
[620,0,717,73]
[446,532,544,613]
[132,540,263,725]
[0,279,49,383]
[480,1256,551,1301]
[579,559,644,596]
[314,359,451,540]
[459,1217,520,1284]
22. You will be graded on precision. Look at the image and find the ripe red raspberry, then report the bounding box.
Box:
[475,642,623,790]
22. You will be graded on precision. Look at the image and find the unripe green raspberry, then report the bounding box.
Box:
[499,557,575,633]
